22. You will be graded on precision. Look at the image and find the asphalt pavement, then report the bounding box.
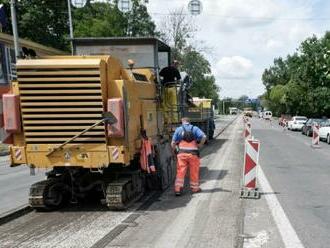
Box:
[250,117,330,248]
[0,156,45,215]
[0,115,244,248]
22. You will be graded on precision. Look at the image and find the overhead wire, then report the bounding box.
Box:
[149,12,330,22]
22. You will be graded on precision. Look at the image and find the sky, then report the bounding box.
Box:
[144,0,330,99]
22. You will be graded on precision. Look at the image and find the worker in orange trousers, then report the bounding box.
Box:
[171,117,206,196]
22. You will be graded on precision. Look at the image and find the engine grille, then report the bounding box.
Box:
[17,65,106,144]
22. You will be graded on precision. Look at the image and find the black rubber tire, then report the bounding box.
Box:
[327,134,330,145]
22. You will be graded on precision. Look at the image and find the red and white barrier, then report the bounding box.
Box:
[312,124,320,148]
[241,138,260,198]
[244,122,252,139]
[243,139,260,188]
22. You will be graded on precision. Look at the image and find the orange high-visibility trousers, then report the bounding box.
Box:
[174,153,201,193]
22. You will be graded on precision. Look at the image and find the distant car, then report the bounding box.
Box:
[258,112,263,118]
[263,111,272,120]
[288,116,307,131]
[319,120,330,144]
[301,118,326,136]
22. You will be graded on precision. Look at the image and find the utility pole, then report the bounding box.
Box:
[67,0,74,55]
[10,0,20,59]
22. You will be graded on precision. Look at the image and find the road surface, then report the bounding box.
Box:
[245,117,330,248]
[0,156,45,215]
[0,115,246,248]
[2,115,327,248]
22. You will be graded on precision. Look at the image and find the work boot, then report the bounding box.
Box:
[175,191,181,196]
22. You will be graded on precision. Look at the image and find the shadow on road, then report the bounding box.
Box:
[38,140,230,213]
[202,138,228,157]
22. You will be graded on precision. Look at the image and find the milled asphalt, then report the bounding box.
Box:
[251,117,330,248]
[0,115,244,248]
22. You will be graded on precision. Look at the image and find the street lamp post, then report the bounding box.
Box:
[10,0,20,59]
[67,0,74,55]
[67,0,87,55]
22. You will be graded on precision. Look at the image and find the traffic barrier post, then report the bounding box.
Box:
[244,122,252,139]
[311,123,321,149]
[240,138,260,199]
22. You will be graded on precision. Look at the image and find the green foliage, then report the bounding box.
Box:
[262,32,330,117]
[73,2,127,37]
[159,10,219,104]
[181,46,219,103]
[2,0,69,50]
[2,0,157,51]
[128,0,157,37]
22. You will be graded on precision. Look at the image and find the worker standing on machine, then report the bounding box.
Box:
[171,117,206,196]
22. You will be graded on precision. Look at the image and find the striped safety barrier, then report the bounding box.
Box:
[240,138,260,199]
[244,122,252,139]
[312,123,321,148]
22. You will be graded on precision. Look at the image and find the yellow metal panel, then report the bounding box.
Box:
[24,119,100,124]
[19,84,101,88]
[21,102,103,107]
[23,114,102,118]
[21,96,102,100]
[10,146,27,164]
[25,131,104,136]
[16,59,102,69]
[24,126,105,130]
[17,70,100,76]
[26,144,109,169]
[142,100,158,138]
[108,146,129,164]
[27,144,107,152]
[19,77,100,82]
[25,137,105,142]
[19,89,101,94]
[21,108,103,112]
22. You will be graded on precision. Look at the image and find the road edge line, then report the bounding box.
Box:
[258,166,305,248]
[0,204,32,226]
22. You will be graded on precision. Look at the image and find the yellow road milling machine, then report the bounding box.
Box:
[3,38,214,210]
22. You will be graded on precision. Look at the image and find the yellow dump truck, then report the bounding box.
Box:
[2,38,212,210]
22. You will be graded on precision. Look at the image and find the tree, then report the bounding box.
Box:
[73,2,127,37]
[2,0,158,51]
[2,0,69,50]
[159,8,196,61]
[128,0,157,37]
[262,32,330,117]
[159,10,219,103]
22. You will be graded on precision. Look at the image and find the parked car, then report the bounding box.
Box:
[319,120,330,144]
[301,118,326,136]
[288,116,307,131]
[263,111,272,120]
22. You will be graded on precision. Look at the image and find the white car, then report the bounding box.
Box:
[319,121,330,144]
[263,111,272,120]
[288,116,307,131]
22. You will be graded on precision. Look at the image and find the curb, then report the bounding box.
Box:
[0,205,32,226]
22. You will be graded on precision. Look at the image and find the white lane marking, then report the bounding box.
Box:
[258,165,305,248]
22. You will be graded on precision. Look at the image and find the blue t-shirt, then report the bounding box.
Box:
[172,124,206,143]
